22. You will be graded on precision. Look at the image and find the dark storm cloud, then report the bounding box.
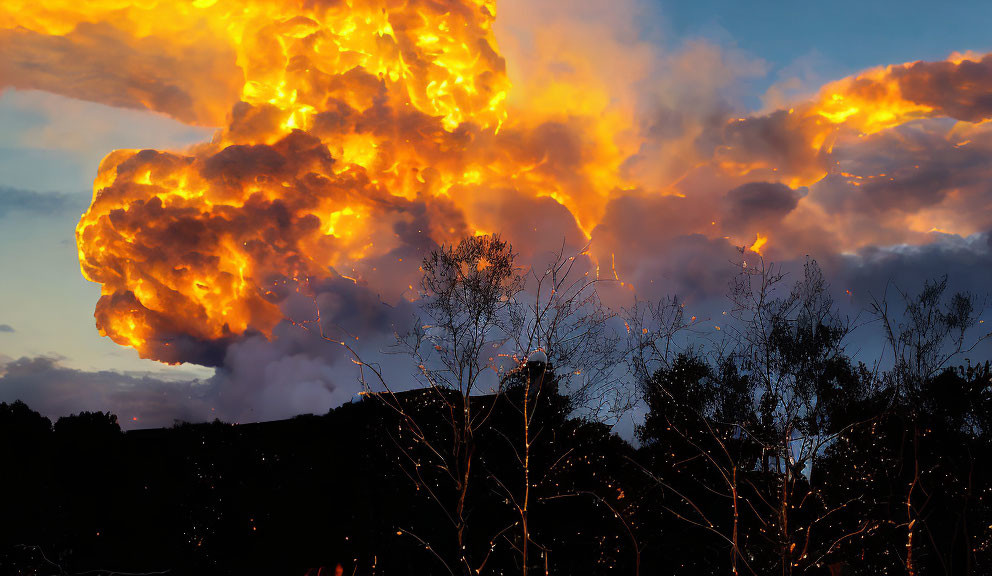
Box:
[829,231,992,302]
[0,356,214,428]
[892,55,992,122]
[801,230,992,364]
[594,194,706,249]
[461,186,588,262]
[0,187,88,218]
[204,273,417,423]
[721,181,803,235]
[0,275,411,427]
[642,233,741,300]
[812,120,992,217]
[595,191,743,301]
[705,110,829,184]
[858,165,954,214]
[787,118,992,258]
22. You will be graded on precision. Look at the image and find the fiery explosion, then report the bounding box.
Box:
[3,0,992,364]
[64,0,516,361]
[716,54,992,190]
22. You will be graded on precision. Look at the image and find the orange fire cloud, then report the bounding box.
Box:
[3,0,992,363]
[716,53,992,190]
[61,0,521,360]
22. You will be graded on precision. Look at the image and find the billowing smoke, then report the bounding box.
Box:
[2,0,992,422]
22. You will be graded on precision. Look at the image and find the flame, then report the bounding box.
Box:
[749,233,767,255]
[46,0,653,362]
[808,71,934,137]
[58,0,517,360]
[718,55,992,192]
[5,0,991,362]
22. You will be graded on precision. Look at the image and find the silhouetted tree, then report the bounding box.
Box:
[635,254,884,575]
[868,277,990,575]
[0,401,54,549]
[724,254,882,575]
[636,353,761,575]
[3,265,991,576]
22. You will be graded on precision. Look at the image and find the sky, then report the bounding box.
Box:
[2,0,991,430]
[657,0,992,77]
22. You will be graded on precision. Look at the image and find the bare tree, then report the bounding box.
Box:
[624,294,699,383]
[633,250,883,575]
[487,243,634,575]
[508,242,627,421]
[725,250,880,575]
[870,275,990,391]
[293,235,521,575]
[297,238,641,575]
[868,276,990,576]
[624,273,761,575]
[387,234,522,575]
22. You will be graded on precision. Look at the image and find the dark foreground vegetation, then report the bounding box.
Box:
[2,237,991,575]
[2,359,991,575]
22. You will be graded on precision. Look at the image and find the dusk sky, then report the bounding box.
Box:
[2,0,992,429]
